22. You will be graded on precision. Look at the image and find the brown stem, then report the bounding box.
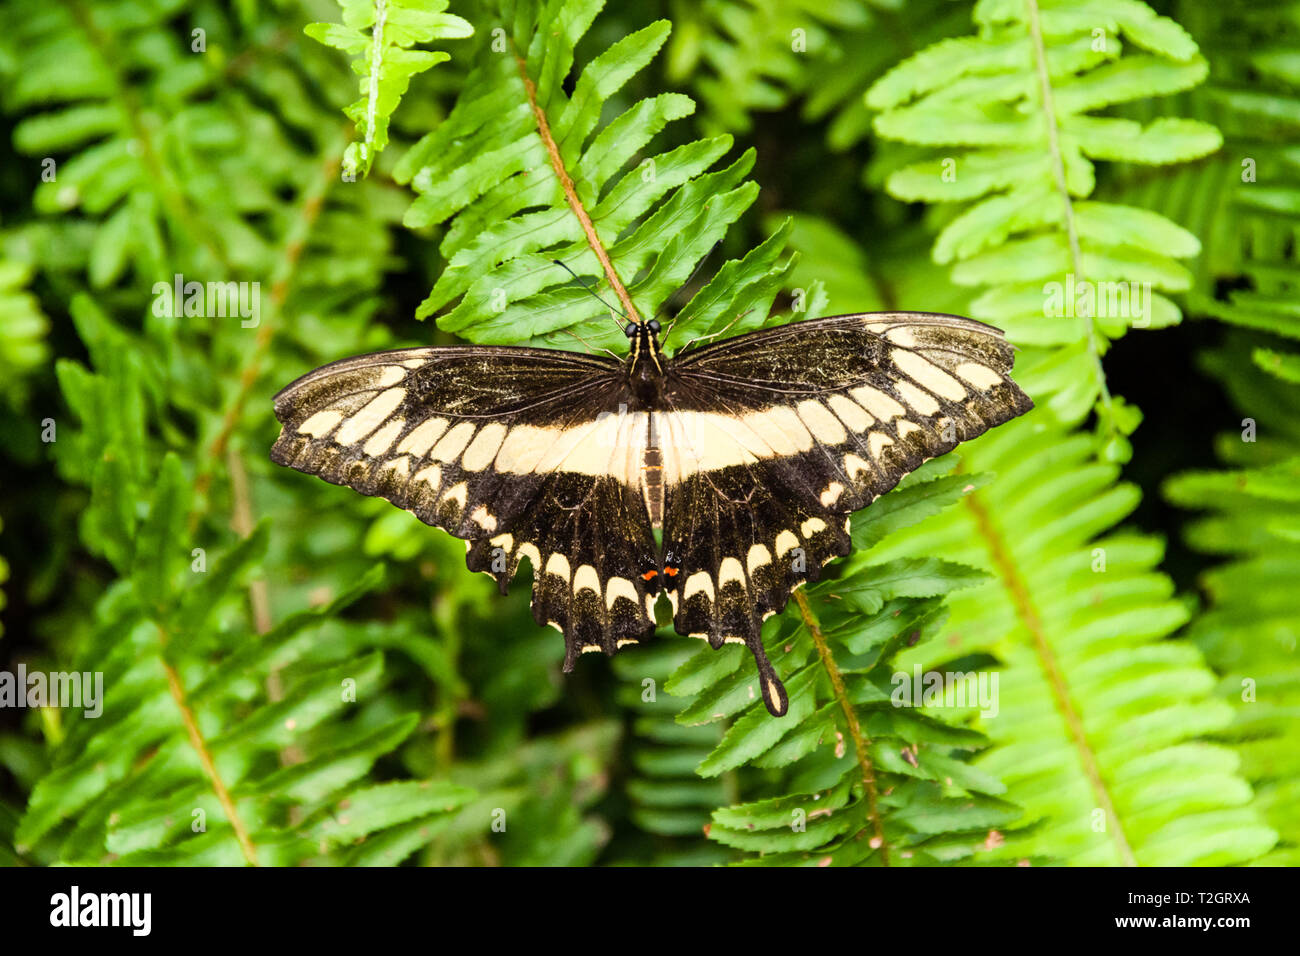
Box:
[794,589,890,865]
[158,626,259,865]
[513,50,642,323]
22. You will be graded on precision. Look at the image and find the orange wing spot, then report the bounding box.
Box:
[641,569,659,581]
[663,566,678,577]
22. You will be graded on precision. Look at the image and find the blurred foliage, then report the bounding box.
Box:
[0,0,1294,867]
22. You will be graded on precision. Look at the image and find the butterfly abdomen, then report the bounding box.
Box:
[641,412,664,529]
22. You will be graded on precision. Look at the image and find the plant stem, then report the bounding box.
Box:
[794,589,890,865]
[963,482,1136,865]
[158,625,259,866]
[514,49,642,322]
[1023,0,1115,431]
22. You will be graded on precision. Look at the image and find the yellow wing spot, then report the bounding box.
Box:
[298,410,343,438]
[397,417,450,456]
[954,361,1004,390]
[545,552,571,583]
[893,349,967,401]
[820,481,845,508]
[827,394,874,432]
[429,420,477,463]
[885,327,918,347]
[470,505,497,532]
[682,571,715,602]
[517,542,541,570]
[746,543,773,575]
[759,405,815,452]
[573,564,600,595]
[605,576,639,609]
[843,453,872,481]
[374,366,406,387]
[801,516,828,538]
[774,529,800,557]
[413,463,442,490]
[442,481,468,509]
[796,400,847,445]
[718,557,746,589]
[379,456,410,477]
[895,380,941,417]
[868,432,894,459]
[363,418,406,457]
[336,388,406,445]
[493,425,554,474]
[897,420,923,439]
[461,422,509,472]
[850,385,906,422]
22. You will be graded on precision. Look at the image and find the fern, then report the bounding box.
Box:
[4,0,1294,870]
[1163,348,1300,865]
[862,411,1274,864]
[867,0,1222,460]
[396,0,793,349]
[1,0,492,865]
[306,0,474,178]
[662,0,870,135]
[670,462,1019,865]
[1153,0,1300,864]
[610,638,735,864]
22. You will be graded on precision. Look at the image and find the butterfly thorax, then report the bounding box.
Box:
[625,322,669,529]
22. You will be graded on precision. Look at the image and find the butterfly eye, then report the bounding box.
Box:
[624,322,638,338]
[646,319,661,334]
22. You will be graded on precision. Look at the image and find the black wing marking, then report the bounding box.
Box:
[661,312,1033,715]
[271,345,659,663]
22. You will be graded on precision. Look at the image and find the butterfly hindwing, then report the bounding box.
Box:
[466,473,657,667]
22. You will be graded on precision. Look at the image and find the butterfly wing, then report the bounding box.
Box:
[271,345,660,661]
[660,312,1033,715]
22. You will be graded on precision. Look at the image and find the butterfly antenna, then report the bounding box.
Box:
[677,308,755,353]
[658,242,721,348]
[551,259,627,333]
[557,326,620,360]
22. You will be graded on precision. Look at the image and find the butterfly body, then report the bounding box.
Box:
[271,312,1032,716]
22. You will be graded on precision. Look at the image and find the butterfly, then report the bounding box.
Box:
[270,311,1032,716]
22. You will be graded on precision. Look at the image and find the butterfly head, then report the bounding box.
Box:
[626,318,665,378]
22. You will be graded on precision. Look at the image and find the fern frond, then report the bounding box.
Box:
[662,463,1019,865]
[866,413,1276,865]
[0,257,49,409]
[1152,2,1300,864]
[306,0,474,178]
[662,0,869,134]
[867,0,1222,459]
[12,299,459,864]
[396,0,792,349]
[608,638,734,863]
[1164,349,1300,865]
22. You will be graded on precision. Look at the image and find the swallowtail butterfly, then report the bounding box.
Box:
[271,312,1032,716]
